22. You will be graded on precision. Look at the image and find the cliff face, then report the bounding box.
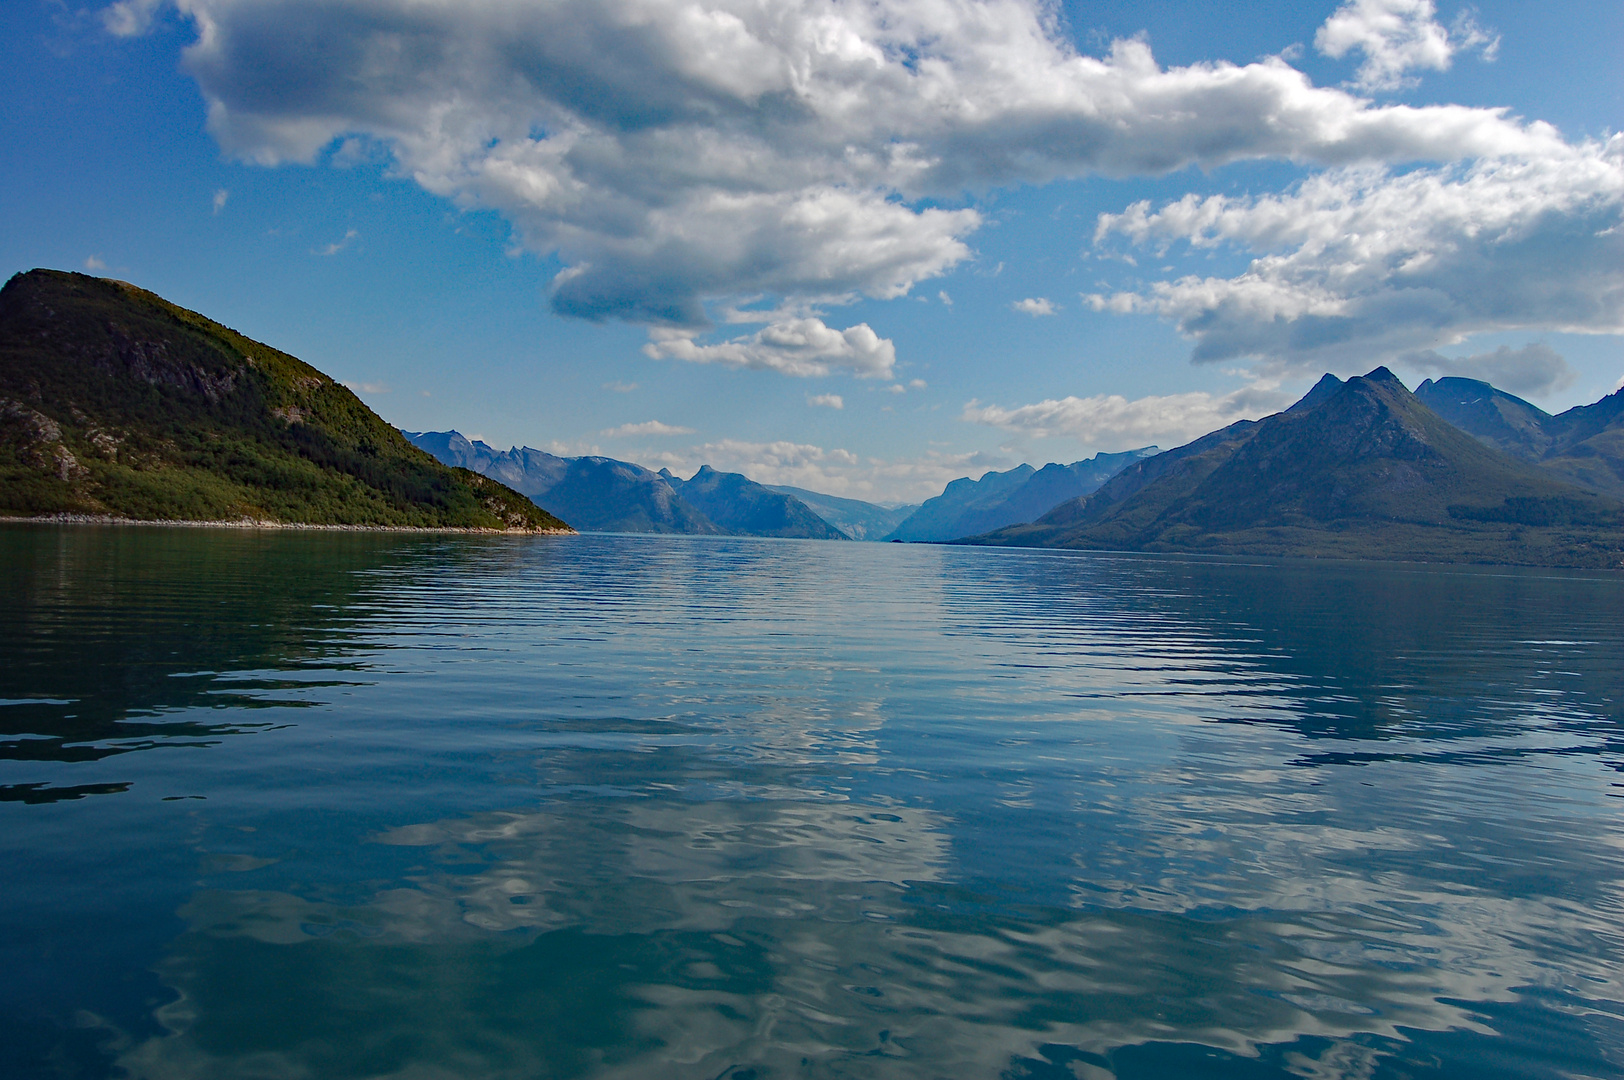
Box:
[0,270,566,530]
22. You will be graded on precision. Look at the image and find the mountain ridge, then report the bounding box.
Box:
[0,270,565,531]
[967,368,1624,568]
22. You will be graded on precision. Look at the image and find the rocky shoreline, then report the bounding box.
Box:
[3,513,574,535]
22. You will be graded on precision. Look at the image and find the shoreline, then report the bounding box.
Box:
[2,513,575,536]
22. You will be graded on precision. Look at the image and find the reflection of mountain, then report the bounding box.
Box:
[970,370,1624,567]
[0,526,418,790]
[883,449,1155,542]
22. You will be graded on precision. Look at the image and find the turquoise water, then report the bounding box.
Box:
[3,525,1623,1079]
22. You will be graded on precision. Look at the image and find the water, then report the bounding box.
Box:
[2,524,1622,1080]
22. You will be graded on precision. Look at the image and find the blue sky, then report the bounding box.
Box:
[3,0,1620,502]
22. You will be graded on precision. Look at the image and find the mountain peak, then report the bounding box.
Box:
[1287,373,1344,414]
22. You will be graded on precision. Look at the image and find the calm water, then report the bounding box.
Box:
[3,526,1623,1080]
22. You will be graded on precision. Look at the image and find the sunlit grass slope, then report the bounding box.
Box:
[0,270,568,530]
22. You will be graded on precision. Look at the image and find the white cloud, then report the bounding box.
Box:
[84,255,106,271]
[602,380,640,393]
[102,0,163,36]
[807,393,844,409]
[316,228,357,256]
[212,188,228,213]
[1012,297,1056,316]
[643,318,896,379]
[645,438,1011,502]
[962,383,1291,448]
[1400,343,1576,398]
[342,380,390,395]
[938,291,953,306]
[1316,0,1500,93]
[1089,137,1624,374]
[601,420,696,437]
[909,378,928,390]
[123,0,1558,333]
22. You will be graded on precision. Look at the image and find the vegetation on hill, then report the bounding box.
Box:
[0,270,566,530]
[967,369,1624,568]
[1416,376,1624,499]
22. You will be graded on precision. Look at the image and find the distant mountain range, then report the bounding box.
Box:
[1415,377,1624,499]
[405,432,850,539]
[0,271,562,531]
[882,448,1158,542]
[662,466,847,539]
[968,369,1624,568]
[765,485,917,540]
[405,430,1161,545]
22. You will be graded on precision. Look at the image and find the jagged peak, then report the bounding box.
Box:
[1287,373,1344,414]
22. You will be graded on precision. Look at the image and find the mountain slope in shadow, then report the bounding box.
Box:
[967,369,1624,567]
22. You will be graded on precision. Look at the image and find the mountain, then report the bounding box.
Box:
[942,449,1160,539]
[661,466,848,539]
[882,464,1035,541]
[404,432,719,534]
[764,485,917,540]
[882,449,1157,542]
[1416,376,1624,499]
[967,368,1624,568]
[404,434,847,539]
[1413,377,1553,461]
[0,270,563,531]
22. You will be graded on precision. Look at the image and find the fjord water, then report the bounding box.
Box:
[3,527,1623,1080]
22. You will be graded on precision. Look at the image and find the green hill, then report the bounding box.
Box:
[967,369,1624,568]
[0,270,568,531]
[1416,376,1624,499]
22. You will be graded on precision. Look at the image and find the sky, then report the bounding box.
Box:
[3,0,1621,503]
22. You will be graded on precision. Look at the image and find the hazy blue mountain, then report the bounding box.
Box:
[882,450,1156,542]
[966,368,1624,568]
[882,464,1036,542]
[404,431,719,533]
[662,466,848,539]
[1414,377,1554,462]
[764,485,917,540]
[942,448,1160,539]
[1417,377,1624,499]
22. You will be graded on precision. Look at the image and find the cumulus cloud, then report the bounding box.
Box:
[962,383,1292,448]
[1089,137,1624,374]
[212,188,228,213]
[1399,343,1576,397]
[1315,0,1496,91]
[84,255,106,271]
[102,0,163,36]
[807,394,844,409]
[119,0,1559,335]
[643,318,896,378]
[1012,297,1056,316]
[601,420,695,437]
